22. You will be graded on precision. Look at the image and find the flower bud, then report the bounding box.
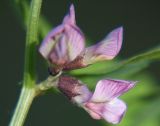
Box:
[58,76,92,104]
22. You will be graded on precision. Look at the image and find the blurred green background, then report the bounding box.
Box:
[0,0,160,126]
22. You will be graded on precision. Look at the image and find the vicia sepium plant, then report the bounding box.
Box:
[39,4,137,124]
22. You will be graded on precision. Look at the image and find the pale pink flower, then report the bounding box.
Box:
[39,4,85,73]
[58,76,136,124]
[81,79,136,124]
[39,4,123,74]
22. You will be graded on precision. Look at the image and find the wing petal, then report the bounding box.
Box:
[91,79,136,102]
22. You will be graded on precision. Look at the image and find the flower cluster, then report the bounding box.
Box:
[39,4,136,124]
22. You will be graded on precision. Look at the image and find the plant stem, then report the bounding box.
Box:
[9,87,35,126]
[23,0,42,88]
[10,0,42,125]
[35,72,62,96]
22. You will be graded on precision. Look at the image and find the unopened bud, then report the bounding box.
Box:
[58,76,92,104]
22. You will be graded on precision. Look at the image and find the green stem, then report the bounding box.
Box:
[23,0,42,88]
[35,72,62,95]
[12,0,52,39]
[9,74,61,126]
[9,87,35,126]
[10,0,42,125]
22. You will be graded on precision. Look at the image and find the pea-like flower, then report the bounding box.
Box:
[39,4,123,74]
[58,76,136,124]
[82,79,136,124]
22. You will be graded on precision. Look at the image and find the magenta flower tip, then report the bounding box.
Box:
[63,4,75,25]
[112,26,123,54]
[70,4,75,17]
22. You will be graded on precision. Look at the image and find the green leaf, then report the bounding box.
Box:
[69,61,149,89]
[132,97,160,126]
[69,60,118,75]
[113,45,160,71]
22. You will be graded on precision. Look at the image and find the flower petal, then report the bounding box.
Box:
[63,4,75,25]
[88,111,102,120]
[83,104,102,120]
[39,4,85,65]
[49,33,68,65]
[102,98,126,124]
[48,25,85,65]
[65,25,85,61]
[84,98,126,124]
[39,25,64,59]
[73,84,92,104]
[84,102,104,120]
[91,79,136,102]
[83,27,123,65]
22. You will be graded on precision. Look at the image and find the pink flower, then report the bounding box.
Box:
[39,4,123,74]
[58,76,136,124]
[80,79,136,124]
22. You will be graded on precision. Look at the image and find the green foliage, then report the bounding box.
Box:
[114,73,160,126]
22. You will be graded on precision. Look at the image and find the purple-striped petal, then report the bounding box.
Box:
[39,25,64,59]
[90,79,136,102]
[102,98,126,124]
[84,98,126,124]
[48,25,85,65]
[84,102,103,120]
[39,4,85,66]
[83,27,123,65]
